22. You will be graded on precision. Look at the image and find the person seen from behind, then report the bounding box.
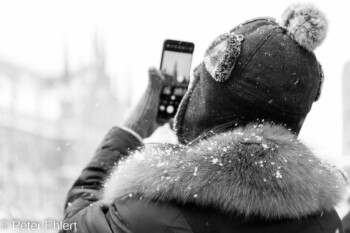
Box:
[60,3,347,233]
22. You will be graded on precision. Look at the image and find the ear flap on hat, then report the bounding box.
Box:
[203,32,244,82]
[314,61,324,101]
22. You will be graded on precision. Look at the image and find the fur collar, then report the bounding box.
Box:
[102,123,346,219]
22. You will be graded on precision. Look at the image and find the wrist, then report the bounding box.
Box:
[118,126,144,143]
[122,122,144,138]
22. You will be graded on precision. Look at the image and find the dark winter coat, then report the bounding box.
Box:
[342,208,350,233]
[61,124,346,233]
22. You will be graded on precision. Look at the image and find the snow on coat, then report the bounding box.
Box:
[102,123,346,219]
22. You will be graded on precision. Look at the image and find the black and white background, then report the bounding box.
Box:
[0,0,349,231]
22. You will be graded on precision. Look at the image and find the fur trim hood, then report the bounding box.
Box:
[102,123,346,219]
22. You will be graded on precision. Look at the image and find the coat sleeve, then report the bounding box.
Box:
[60,127,143,233]
[343,210,350,233]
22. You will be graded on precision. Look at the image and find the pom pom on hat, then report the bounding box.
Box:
[281,3,328,51]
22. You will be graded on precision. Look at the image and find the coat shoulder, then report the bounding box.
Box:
[107,198,193,233]
[177,205,343,233]
[103,123,346,219]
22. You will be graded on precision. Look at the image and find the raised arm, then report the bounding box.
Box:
[60,68,166,233]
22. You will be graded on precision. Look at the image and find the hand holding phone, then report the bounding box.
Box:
[124,68,165,139]
[157,39,195,123]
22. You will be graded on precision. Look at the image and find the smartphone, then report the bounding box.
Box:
[157,39,195,123]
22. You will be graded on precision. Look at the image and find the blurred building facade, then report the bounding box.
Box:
[0,36,131,220]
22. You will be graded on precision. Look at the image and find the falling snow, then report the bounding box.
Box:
[276,170,282,179]
[194,167,198,176]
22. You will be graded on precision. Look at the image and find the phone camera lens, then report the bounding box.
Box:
[166,106,175,114]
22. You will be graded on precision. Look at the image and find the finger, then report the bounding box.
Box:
[148,66,158,75]
[149,67,166,78]
[156,69,165,80]
[148,67,165,87]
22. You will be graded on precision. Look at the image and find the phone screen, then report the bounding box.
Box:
[161,50,193,84]
[157,40,194,123]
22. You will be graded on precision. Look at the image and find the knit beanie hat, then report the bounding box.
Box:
[174,3,327,144]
